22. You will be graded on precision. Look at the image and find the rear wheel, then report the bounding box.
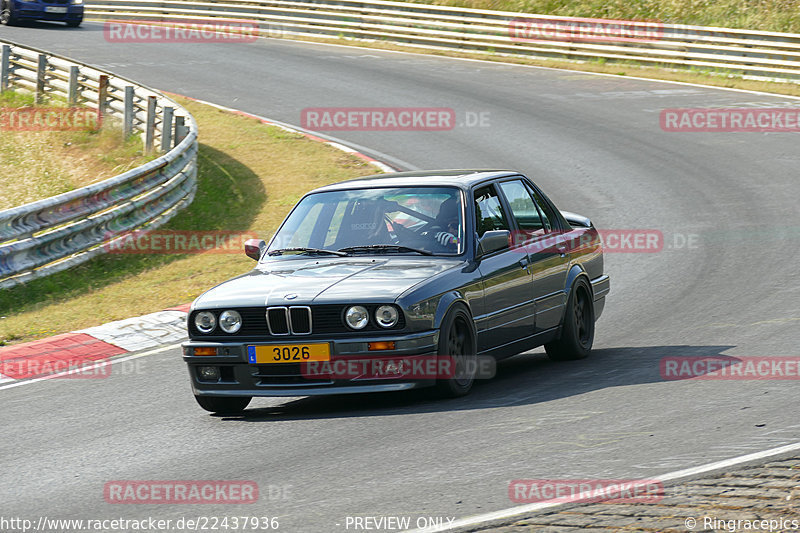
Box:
[435,304,477,398]
[1,1,18,25]
[194,395,251,413]
[545,278,594,361]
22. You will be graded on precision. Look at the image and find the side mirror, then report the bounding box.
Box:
[244,239,266,261]
[477,230,510,257]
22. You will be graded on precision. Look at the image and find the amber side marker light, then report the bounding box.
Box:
[368,341,396,351]
[193,347,218,356]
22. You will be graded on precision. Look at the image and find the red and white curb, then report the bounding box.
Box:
[0,304,190,383]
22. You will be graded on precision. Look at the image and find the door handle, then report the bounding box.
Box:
[556,244,567,257]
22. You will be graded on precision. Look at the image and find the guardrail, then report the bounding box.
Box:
[0,39,198,289]
[84,0,800,82]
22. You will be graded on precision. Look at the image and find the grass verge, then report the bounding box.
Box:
[0,91,154,210]
[0,96,378,345]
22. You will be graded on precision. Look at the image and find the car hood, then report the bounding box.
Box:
[193,256,463,308]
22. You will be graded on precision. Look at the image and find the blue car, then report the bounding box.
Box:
[1,0,83,26]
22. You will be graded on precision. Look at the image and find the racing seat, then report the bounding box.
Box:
[333,200,392,249]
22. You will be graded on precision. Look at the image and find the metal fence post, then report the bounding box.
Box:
[68,66,79,106]
[97,74,109,126]
[35,53,47,104]
[161,106,174,152]
[173,115,187,147]
[1,45,10,93]
[123,85,134,138]
[145,95,157,154]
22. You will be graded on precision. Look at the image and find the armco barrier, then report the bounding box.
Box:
[84,0,800,82]
[0,39,198,289]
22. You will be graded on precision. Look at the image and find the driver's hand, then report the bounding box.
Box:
[435,232,457,247]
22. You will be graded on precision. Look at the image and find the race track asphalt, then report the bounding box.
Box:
[1,23,799,532]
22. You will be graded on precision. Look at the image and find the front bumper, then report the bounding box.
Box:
[183,330,439,397]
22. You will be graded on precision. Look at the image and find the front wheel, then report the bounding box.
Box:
[0,1,18,25]
[435,303,478,398]
[545,277,595,361]
[194,395,251,413]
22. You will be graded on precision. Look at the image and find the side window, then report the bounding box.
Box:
[498,180,548,237]
[473,185,510,238]
[528,185,554,233]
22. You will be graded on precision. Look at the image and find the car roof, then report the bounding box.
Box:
[311,169,523,193]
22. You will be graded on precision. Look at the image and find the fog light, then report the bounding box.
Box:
[193,347,217,356]
[368,341,396,351]
[198,366,220,381]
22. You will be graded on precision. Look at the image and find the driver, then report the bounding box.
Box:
[432,197,460,250]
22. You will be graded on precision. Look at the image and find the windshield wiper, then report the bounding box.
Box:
[338,245,433,256]
[267,247,348,257]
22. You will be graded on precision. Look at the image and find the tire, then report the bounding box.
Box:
[194,395,251,413]
[434,303,478,398]
[1,1,18,25]
[545,277,594,361]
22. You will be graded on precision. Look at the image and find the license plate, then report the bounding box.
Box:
[247,344,330,364]
[45,6,68,13]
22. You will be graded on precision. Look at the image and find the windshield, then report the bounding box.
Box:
[268,186,465,256]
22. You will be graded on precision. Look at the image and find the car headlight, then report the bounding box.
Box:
[219,310,242,334]
[194,311,216,334]
[345,305,369,330]
[72,0,83,4]
[375,305,399,328]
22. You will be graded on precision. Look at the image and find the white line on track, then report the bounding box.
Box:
[267,34,800,102]
[0,342,182,392]
[405,441,800,532]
